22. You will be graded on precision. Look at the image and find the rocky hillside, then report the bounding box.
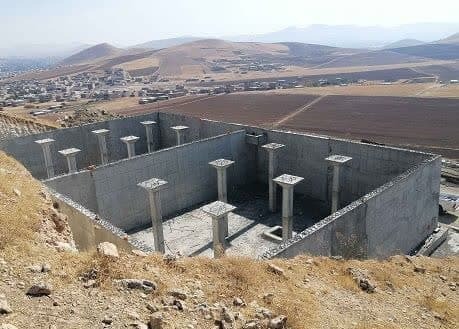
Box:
[0,151,457,329]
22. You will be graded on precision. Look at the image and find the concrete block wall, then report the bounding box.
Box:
[48,189,133,252]
[187,117,432,211]
[0,113,160,179]
[329,139,430,207]
[45,170,98,213]
[91,130,252,231]
[263,154,441,259]
[364,156,441,257]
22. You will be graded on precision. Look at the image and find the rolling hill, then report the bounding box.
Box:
[60,43,125,65]
[389,43,459,60]
[436,32,459,45]
[132,36,203,50]
[20,37,459,82]
[382,39,425,49]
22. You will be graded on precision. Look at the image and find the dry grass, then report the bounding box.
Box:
[0,153,43,248]
[422,288,459,327]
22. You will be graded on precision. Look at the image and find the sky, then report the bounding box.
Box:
[1,0,459,47]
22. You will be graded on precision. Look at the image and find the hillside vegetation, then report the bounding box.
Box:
[0,150,458,328]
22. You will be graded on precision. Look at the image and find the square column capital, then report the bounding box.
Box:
[262,143,285,152]
[92,128,110,136]
[138,178,168,192]
[35,138,55,146]
[58,148,81,157]
[209,159,235,170]
[273,174,304,188]
[140,120,157,126]
[325,155,352,166]
[171,125,189,132]
[120,135,140,144]
[202,201,236,219]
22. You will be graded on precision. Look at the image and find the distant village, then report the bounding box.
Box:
[4,61,456,116]
[0,64,374,115]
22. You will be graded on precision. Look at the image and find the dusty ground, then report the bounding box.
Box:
[0,151,458,329]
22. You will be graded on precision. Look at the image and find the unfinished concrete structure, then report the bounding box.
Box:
[0,112,441,259]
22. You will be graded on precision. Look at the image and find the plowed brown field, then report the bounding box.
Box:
[279,95,459,159]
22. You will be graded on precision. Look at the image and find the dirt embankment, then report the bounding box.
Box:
[0,113,54,142]
[0,151,457,329]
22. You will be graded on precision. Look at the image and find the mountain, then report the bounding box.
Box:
[389,43,459,60]
[132,36,203,50]
[60,43,124,65]
[231,23,459,48]
[382,39,425,49]
[436,32,459,44]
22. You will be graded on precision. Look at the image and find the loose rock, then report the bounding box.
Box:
[115,279,157,292]
[268,315,287,329]
[267,264,284,276]
[169,289,187,300]
[0,294,12,314]
[97,242,119,258]
[102,315,113,324]
[233,297,245,306]
[150,314,163,329]
[29,263,51,273]
[26,283,52,296]
[347,268,376,293]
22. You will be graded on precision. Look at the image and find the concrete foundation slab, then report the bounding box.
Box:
[129,186,326,258]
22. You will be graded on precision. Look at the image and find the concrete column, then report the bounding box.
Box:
[138,178,169,253]
[92,129,110,165]
[262,143,285,212]
[325,155,352,213]
[273,174,304,242]
[209,159,235,238]
[140,120,156,153]
[120,135,140,159]
[171,126,189,146]
[209,159,235,202]
[35,138,55,178]
[58,148,81,174]
[202,201,236,258]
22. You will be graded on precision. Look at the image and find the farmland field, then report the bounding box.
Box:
[156,93,319,126]
[115,92,459,159]
[279,95,459,159]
